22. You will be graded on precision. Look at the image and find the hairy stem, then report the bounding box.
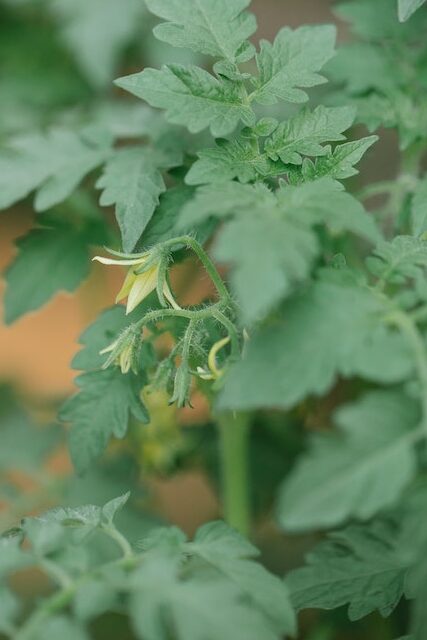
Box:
[101,524,133,558]
[211,308,240,360]
[136,302,223,330]
[162,235,231,303]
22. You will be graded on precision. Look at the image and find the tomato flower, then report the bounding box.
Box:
[93,252,180,314]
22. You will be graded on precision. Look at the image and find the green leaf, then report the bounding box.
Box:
[139,185,215,249]
[0,588,20,635]
[115,64,255,137]
[411,178,427,236]
[36,503,101,532]
[4,219,90,324]
[60,368,149,473]
[277,391,419,531]
[398,0,426,21]
[23,518,66,556]
[252,25,336,105]
[336,0,411,39]
[36,615,90,640]
[140,526,188,554]
[213,204,318,324]
[130,556,279,640]
[0,535,31,579]
[264,106,355,165]
[367,236,427,284]
[186,136,282,185]
[96,147,180,251]
[189,521,259,559]
[409,560,427,640]
[0,127,111,212]
[179,181,273,228]
[275,178,380,242]
[189,522,296,636]
[101,492,130,526]
[287,520,407,620]
[219,277,413,411]
[302,135,378,180]
[182,180,379,323]
[146,0,257,62]
[50,0,146,87]
[61,305,153,472]
[0,403,61,473]
[327,43,396,95]
[184,174,379,235]
[71,306,135,372]
[73,580,117,621]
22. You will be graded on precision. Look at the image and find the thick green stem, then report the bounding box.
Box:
[217,412,251,537]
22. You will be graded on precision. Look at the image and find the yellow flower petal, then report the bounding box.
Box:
[116,269,137,303]
[126,265,159,314]
[93,255,148,266]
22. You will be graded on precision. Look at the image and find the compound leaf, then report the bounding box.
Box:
[189,520,259,559]
[71,306,134,372]
[213,207,318,324]
[182,180,379,323]
[189,523,295,636]
[146,0,257,62]
[219,277,414,411]
[186,136,281,185]
[60,307,149,473]
[49,0,145,87]
[130,556,278,640]
[287,520,407,619]
[0,127,111,212]
[302,135,378,180]
[265,106,355,165]
[252,25,336,105]
[4,219,90,324]
[61,368,148,474]
[137,184,216,250]
[367,236,427,284]
[277,391,419,531]
[115,64,255,137]
[97,147,180,251]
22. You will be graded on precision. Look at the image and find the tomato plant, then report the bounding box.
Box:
[1,0,427,638]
